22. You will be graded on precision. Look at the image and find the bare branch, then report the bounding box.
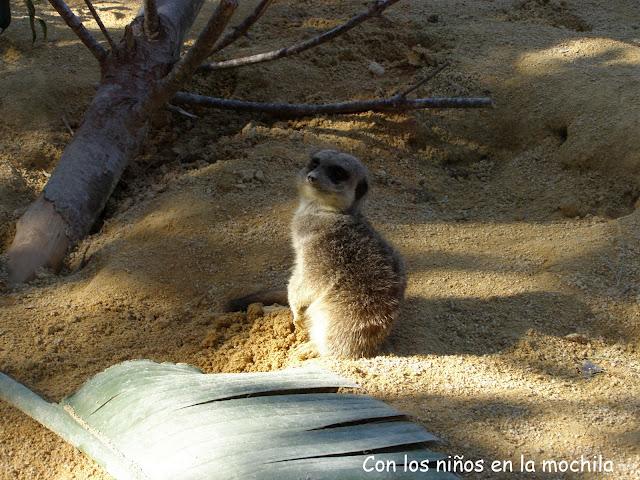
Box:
[398,62,450,97]
[144,0,160,38]
[199,0,401,72]
[173,91,493,117]
[166,103,199,119]
[48,0,108,62]
[210,0,273,54]
[82,0,115,50]
[158,0,237,98]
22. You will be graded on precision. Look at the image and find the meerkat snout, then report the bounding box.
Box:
[288,149,406,359]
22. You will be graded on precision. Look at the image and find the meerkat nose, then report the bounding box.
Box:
[306,172,318,184]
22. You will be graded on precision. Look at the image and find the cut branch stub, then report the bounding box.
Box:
[7,197,70,282]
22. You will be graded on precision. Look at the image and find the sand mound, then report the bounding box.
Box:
[194,304,308,373]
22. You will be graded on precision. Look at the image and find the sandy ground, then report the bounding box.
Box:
[1,0,640,478]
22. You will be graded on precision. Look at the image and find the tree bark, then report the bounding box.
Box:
[6,0,206,284]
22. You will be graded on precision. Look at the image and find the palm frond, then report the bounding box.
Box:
[1,360,458,479]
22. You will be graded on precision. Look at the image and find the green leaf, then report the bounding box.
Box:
[36,16,46,40]
[28,16,35,43]
[23,0,46,43]
[0,360,458,479]
[23,0,35,17]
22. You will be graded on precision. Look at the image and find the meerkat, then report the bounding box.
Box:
[288,149,406,358]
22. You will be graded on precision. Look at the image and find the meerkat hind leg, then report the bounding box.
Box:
[306,300,332,357]
[309,300,384,358]
[288,268,313,331]
[292,307,307,331]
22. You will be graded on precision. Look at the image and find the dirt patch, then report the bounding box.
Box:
[505,0,592,32]
[1,0,640,479]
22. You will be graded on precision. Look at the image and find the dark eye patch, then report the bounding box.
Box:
[355,178,368,200]
[307,158,320,170]
[325,165,349,183]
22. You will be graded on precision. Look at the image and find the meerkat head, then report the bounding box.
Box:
[297,149,370,213]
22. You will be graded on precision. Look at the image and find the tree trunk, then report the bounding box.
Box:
[7,0,205,284]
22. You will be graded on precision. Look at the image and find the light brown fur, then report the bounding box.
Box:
[288,150,406,358]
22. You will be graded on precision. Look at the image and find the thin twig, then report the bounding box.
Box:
[76,243,92,271]
[144,0,160,39]
[199,0,401,72]
[211,0,273,54]
[166,103,199,119]
[173,91,493,117]
[398,62,450,97]
[82,0,115,50]
[48,0,107,62]
[61,115,74,135]
[158,0,237,98]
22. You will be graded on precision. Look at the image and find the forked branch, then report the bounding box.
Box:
[199,0,401,71]
[397,62,450,97]
[158,0,237,98]
[48,0,107,62]
[82,0,115,50]
[144,0,160,38]
[211,0,273,54]
[173,91,493,117]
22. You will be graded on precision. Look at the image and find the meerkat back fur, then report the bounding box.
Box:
[288,150,406,358]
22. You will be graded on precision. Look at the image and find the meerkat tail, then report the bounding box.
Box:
[223,288,289,312]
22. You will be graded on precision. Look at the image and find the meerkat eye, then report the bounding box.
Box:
[307,158,320,170]
[326,165,349,183]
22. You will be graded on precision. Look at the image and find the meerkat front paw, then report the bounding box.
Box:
[291,305,308,331]
[291,342,319,361]
[293,312,305,331]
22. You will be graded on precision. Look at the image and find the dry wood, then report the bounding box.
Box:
[158,0,237,99]
[48,0,107,62]
[166,103,199,119]
[7,197,70,282]
[143,0,160,38]
[397,62,450,97]
[173,91,493,116]
[199,0,400,71]
[210,0,273,54]
[82,0,115,50]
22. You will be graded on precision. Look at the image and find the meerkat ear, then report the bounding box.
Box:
[355,178,369,201]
